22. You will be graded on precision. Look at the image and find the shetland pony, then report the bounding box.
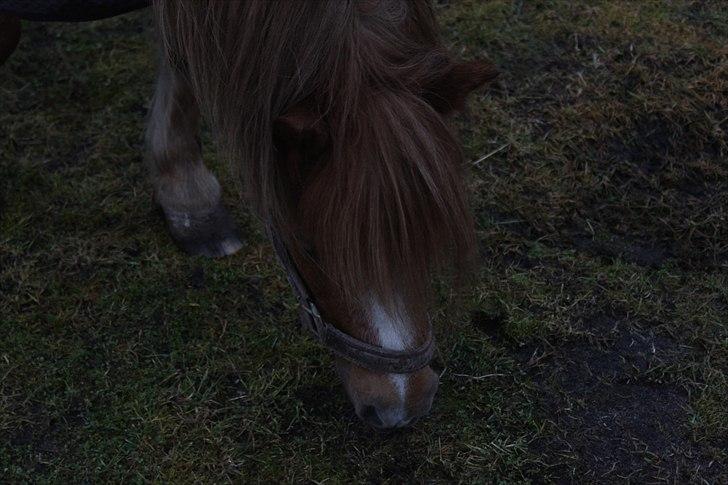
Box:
[153,0,496,428]
[3,0,496,429]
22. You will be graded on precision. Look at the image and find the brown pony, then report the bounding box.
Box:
[4,0,496,429]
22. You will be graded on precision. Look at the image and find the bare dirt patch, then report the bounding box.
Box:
[509,315,722,482]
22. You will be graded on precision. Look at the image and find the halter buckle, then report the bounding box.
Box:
[299,299,326,339]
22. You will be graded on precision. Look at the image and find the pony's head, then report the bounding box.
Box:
[273,60,496,428]
[156,0,496,428]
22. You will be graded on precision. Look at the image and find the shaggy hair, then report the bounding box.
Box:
[154,0,495,312]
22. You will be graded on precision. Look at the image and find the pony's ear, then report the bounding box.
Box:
[424,59,498,114]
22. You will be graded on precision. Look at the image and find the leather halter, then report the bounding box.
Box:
[266,225,435,374]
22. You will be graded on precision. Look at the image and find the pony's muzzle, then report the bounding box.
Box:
[341,363,439,429]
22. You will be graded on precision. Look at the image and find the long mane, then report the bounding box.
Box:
[155,0,479,311]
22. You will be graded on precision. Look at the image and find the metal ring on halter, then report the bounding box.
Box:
[266,224,435,374]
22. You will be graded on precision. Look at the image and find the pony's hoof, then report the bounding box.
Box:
[162,203,243,258]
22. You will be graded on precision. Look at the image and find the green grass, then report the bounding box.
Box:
[1,1,726,482]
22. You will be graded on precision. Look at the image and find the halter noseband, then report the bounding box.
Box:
[266,225,435,374]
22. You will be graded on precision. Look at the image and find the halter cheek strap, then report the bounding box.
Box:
[266,225,435,374]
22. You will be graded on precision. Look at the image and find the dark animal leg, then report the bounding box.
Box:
[146,56,242,257]
[0,14,21,66]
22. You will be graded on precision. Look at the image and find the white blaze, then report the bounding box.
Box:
[367,298,412,409]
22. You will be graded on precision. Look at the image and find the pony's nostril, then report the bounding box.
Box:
[359,405,384,428]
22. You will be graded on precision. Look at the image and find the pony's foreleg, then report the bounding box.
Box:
[146,58,242,257]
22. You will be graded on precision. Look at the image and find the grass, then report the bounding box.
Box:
[1,0,726,482]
